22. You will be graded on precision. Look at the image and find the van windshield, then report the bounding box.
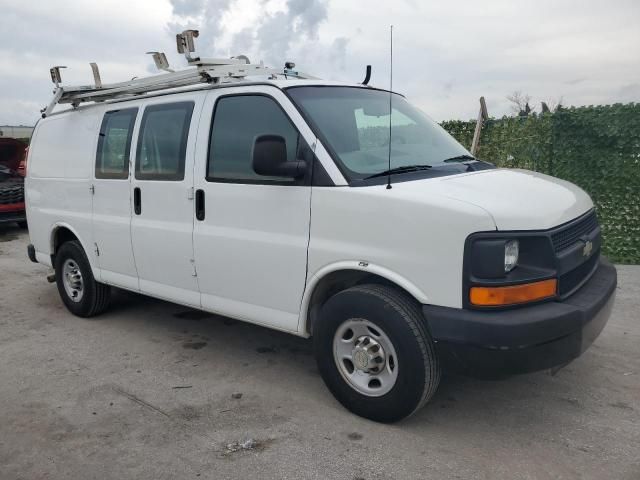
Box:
[287,86,472,182]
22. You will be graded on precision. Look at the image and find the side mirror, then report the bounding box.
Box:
[252,134,306,179]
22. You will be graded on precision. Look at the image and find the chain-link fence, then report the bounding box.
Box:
[441,103,640,264]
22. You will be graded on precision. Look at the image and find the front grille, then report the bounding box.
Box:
[558,249,600,297]
[551,210,599,253]
[0,183,24,205]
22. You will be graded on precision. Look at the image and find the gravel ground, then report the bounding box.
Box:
[0,224,638,480]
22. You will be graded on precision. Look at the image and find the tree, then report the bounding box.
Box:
[544,96,564,112]
[506,90,533,115]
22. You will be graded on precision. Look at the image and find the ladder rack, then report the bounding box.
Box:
[42,30,317,117]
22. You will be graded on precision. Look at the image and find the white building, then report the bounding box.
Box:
[0,125,34,139]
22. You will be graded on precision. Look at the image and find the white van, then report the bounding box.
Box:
[25,57,617,422]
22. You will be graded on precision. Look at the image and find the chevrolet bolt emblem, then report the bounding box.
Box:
[583,240,593,258]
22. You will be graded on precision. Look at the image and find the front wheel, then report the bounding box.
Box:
[54,240,111,317]
[314,284,441,423]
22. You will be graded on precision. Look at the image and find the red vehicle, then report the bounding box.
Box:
[0,138,28,228]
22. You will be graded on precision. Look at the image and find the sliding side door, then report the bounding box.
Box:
[130,95,203,306]
[92,107,139,290]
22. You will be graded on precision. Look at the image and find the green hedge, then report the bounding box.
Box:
[441,103,640,264]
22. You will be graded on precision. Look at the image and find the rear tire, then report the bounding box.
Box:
[17,221,28,229]
[313,284,441,423]
[54,240,111,317]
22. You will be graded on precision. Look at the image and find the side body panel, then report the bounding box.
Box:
[26,108,102,268]
[302,181,497,330]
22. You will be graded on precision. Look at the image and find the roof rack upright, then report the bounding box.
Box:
[41,29,317,118]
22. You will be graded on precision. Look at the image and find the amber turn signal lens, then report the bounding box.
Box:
[470,279,557,306]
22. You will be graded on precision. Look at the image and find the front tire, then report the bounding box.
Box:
[54,240,111,317]
[314,284,441,423]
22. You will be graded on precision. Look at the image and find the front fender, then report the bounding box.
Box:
[298,260,430,335]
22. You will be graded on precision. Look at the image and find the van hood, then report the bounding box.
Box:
[432,169,593,230]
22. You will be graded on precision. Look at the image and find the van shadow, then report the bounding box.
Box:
[106,288,315,357]
[100,288,587,431]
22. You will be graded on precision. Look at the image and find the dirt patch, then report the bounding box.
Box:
[223,438,274,456]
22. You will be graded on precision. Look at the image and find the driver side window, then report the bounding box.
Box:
[207,95,299,184]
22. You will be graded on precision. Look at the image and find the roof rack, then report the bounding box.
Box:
[41,30,317,117]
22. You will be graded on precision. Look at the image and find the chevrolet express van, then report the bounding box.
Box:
[26,73,617,422]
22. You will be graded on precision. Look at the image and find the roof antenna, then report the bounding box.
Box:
[386,25,393,190]
[361,65,371,85]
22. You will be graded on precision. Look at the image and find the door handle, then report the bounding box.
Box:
[195,189,205,221]
[134,187,141,215]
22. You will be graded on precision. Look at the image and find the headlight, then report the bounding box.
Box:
[504,239,519,272]
[466,234,556,308]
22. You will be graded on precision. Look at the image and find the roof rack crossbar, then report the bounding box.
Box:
[41,29,317,117]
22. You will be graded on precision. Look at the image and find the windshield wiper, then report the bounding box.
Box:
[442,154,477,163]
[364,164,432,180]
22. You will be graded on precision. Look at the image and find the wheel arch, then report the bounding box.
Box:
[49,223,95,270]
[299,262,429,336]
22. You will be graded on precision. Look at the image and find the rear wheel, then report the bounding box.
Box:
[17,221,28,229]
[314,284,441,423]
[54,240,111,317]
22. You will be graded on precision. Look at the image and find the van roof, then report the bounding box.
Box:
[42,79,385,118]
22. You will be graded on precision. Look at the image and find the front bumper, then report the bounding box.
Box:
[423,258,617,376]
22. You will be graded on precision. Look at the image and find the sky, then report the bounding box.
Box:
[1,0,638,126]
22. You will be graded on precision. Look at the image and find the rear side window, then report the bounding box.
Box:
[96,108,137,179]
[207,95,299,183]
[135,102,194,181]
